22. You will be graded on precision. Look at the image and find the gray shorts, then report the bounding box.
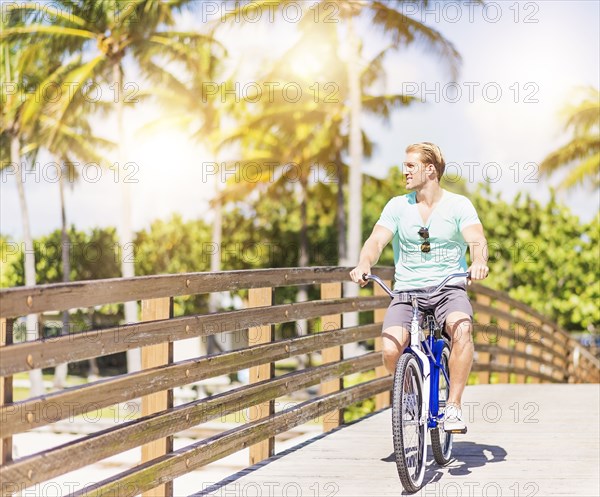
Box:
[382,284,473,332]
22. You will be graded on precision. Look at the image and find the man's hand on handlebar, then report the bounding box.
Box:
[349,264,371,287]
[467,261,489,284]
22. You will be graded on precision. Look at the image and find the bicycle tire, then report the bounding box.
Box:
[392,353,426,493]
[431,340,453,465]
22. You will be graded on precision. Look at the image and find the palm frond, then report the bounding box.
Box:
[0,25,97,41]
[41,55,106,142]
[362,93,417,125]
[369,1,462,79]
[559,151,600,189]
[361,45,391,90]
[540,135,600,175]
[2,2,88,27]
[563,86,600,135]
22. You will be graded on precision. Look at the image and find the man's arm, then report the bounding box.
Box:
[462,223,489,281]
[349,225,394,286]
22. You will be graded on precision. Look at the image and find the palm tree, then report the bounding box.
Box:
[2,16,114,387]
[0,20,69,396]
[222,0,466,267]
[540,87,600,189]
[2,0,221,371]
[31,112,114,388]
[136,38,229,357]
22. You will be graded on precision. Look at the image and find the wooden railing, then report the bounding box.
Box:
[471,285,599,384]
[0,266,598,497]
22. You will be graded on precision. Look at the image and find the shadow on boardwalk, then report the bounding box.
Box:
[382,440,508,484]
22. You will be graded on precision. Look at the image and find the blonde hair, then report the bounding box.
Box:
[406,142,445,180]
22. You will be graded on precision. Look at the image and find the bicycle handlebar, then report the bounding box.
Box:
[362,272,470,299]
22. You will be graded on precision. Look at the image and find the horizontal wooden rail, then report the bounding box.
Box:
[472,301,562,348]
[1,324,382,437]
[471,319,569,371]
[1,353,381,489]
[0,296,388,376]
[0,267,395,319]
[475,344,565,382]
[471,362,557,383]
[472,284,564,336]
[69,377,393,497]
[470,285,599,383]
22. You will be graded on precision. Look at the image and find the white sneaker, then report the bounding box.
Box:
[443,404,467,434]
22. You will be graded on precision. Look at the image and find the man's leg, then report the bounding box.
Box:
[445,311,474,407]
[381,325,410,375]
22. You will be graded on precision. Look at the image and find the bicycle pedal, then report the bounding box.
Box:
[444,427,468,434]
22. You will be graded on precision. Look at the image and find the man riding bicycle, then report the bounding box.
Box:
[350,142,489,433]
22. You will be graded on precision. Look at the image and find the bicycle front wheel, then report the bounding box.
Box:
[392,353,426,493]
[431,340,453,465]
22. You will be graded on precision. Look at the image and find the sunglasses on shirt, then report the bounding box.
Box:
[418,227,431,253]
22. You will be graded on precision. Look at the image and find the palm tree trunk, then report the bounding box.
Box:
[298,177,309,269]
[297,176,310,367]
[344,15,363,329]
[114,62,140,373]
[53,169,69,388]
[335,142,346,264]
[11,135,44,397]
[206,160,222,356]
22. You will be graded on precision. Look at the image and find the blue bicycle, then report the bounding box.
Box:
[363,272,470,493]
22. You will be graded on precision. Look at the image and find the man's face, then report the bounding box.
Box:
[403,151,432,190]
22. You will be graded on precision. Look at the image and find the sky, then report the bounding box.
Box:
[1,0,599,240]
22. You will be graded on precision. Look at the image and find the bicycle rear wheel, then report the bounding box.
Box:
[392,353,426,493]
[431,340,453,465]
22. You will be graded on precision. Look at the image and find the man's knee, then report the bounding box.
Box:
[382,325,409,353]
[446,312,473,344]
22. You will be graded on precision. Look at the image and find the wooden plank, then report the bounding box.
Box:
[475,344,558,371]
[495,301,512,383]
[0,296,388,376]
[140,297,173,497]
[544,322,569,371]
[0,318,13,467]
[527,316,544,383]
[470,363,557,383]
[512,309,528,383]
[69,377,393,497]
[1,354,381,489]
[472,301,557,346]
[473,294,492,384]
[248,287,274,465]
[0,267,396,319]
[0,323,382,438]
[472,302,567,370]
[320,282,343,432]
[472,283,566,335]
[565,335,600,383]
[374,280,391,410]
[207,384,600,497]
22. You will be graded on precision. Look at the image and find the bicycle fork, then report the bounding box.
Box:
[409,298,430,429]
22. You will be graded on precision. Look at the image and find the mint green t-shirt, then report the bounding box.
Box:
[376,189,481,290]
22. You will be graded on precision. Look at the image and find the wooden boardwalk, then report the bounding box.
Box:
[193,384,600,497]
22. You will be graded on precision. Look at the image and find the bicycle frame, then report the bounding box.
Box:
[364,272,469,429]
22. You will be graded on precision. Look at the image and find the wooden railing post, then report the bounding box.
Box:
[474,293,492,384]
[248,287,274,465]
[374,280,391,410]
[1,318,13,469]
[512,309,528,383]
[320,282,343,432]
[141,297,173,497]
[495,301,511,383]
[527,316,543,383]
